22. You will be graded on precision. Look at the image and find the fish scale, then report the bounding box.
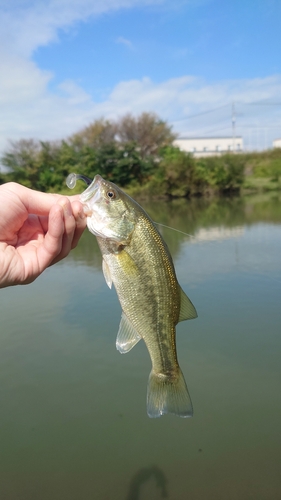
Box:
[80,174,198,418]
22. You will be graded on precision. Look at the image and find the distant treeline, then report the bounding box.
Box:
[1,112,281,197]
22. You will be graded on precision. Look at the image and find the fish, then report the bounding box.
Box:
[79,174,198,418]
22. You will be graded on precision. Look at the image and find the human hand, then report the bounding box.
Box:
[0,182,86,288]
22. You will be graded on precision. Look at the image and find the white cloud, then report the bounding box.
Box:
[1,72,281,155]
[116,36,134,49]
[58,80,92,105]
[0,0,169,153]
[0,0,167,57]
[0,53,52,106]
[0,0,281,158]
[93,75,281,136]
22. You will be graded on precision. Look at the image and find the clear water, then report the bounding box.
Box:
[1,193,281,500]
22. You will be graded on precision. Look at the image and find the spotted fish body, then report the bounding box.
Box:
[80,174,197,418]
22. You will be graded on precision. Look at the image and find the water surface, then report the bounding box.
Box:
[1,193,281,500]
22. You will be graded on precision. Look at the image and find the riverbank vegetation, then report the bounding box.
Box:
[1,112,281,197]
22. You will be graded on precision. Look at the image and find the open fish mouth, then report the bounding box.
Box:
[78,175,126,241]
[80,175,103,203]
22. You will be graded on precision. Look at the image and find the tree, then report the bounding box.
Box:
[69,119,117,150]
[0,112,177,192]
[0,140,77,191]
[195,154,244,192]
[117,112,176,158]
[1,139,40,188]
[158,146,196,197]
[94,141,154,186]
[36,141,60,191]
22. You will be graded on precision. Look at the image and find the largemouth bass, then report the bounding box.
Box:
[79,174,197,418]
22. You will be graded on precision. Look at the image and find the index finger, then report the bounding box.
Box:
[5,183,82,216]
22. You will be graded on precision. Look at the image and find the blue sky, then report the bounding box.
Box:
[0,0,281,155]
[34,1,280,85]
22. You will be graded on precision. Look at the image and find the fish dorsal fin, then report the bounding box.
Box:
[116,313,142,353]
[178,287,198,322]
[102,259,113,289]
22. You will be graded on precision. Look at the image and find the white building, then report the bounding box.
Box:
[273,138,281,149]
[174,136,243,157]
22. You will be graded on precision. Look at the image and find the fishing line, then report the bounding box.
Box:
[236,266,281,286]
[155,222,281,287]
[65,174,281,288]
[154,221,195,239]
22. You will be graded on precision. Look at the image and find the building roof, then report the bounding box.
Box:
[176,136,242,140]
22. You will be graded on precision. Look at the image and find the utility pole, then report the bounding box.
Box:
[232,101,236,153]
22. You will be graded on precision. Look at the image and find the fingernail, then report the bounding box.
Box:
[83,207,92,217]
[78,209,85,220]
[59,200,72,217]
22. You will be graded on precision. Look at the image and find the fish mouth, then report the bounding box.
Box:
[80,174,102,203]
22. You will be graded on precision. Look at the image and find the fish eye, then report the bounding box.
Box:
[107,190,116,199]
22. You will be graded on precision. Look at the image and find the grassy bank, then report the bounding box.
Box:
[128,147,281,199]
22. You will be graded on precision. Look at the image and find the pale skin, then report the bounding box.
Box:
[0,182,87,288]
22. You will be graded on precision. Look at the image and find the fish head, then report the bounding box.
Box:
[80,174,135,244]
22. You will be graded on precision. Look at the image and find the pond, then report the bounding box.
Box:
[1,192,281,500]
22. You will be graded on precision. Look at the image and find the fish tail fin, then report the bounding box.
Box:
[147,368,193,418]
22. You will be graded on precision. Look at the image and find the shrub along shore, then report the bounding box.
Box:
[1,113,281,197]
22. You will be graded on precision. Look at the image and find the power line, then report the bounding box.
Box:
[172,100,281,125]
[180,126,232,136]
[244,101,281,106]
[172,99,281,150]
[238,124,281,128]
[171,103,230,122]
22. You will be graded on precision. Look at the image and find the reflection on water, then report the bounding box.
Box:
[126,465,168,500]
[190,225,244,242]
[68,192,281,268]
[1,193,281,499]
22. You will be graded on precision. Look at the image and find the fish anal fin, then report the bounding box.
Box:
[102,259,112,289]
[178,287,198,322]
[147,368,193,418]
[116,313,142,354]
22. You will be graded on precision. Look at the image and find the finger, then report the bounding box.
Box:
[54,199,77,262]
[5,183,61,216]
[5,182,82,216]
[70,200,87,249]
[38,201,86,246]
[37,200,86,269]
[36,204,64,271]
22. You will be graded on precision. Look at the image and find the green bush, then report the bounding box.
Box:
[1,113,281,196]
[195,154,244,192]
[158,146,197,197]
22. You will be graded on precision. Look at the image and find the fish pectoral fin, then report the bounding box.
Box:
[116,249,139,277]
[102,259,113,289]
[178,287,198,322]
[116,313,142,354]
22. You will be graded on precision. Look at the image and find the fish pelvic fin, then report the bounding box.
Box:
[116,312,142,354]
[147,368,193,418]
[178,287,198,322]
